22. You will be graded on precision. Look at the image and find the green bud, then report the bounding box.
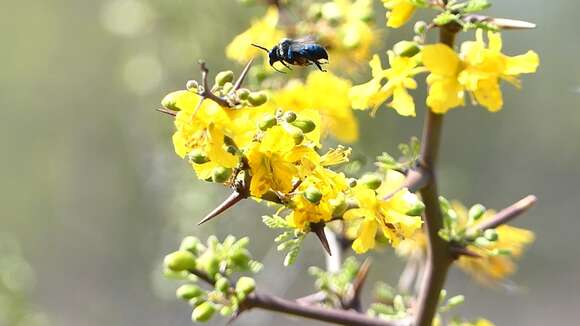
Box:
[258,114,277,131]
[247,91,268,106]
[188,297,204,307]
[215,277,230,293]
[304,187,323,204]
[191,302,216,322]
[211,166,232,183]
[348,178,357,187]
[236,88,251,100]
[468,204,486,221]
[161,90,187,111]
[439,289,447,302]
[189,149,209,164]
[393,41,421,57]
[474,236,491,247]
[198,252,220,278]
[330,197,347,216]
[220,306,234,316]
[180,236,201,253]
[283,111,297,122]
[215,70,234,86]
[393,295,405,312]
[163,268,188,280]
[290,119,316,133]
[176,284,204,300]
[483,229,498,242]
[406,200,425,216]
[359,173,382,190]
[164,250,197,272]
[287,126,304,144]
[414,21,427,34]
[236,276,256,296]
[186,80,198,91]
[447,295,465,307]
[226,145,238,156]
[230,248,251,267]
[222,82,233,94]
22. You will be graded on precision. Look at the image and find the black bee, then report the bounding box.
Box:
[252,37,329,73]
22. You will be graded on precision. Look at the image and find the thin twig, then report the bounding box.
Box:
[474,195,537,232]
[343,258,372,311]
[198,60,231,108]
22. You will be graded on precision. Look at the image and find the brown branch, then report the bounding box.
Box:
[198,61,231,108]
[473,195,537,232]
[343,258,372,311]
[413,24,460,326]
[244,292,403,326]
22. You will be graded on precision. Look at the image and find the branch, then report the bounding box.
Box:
[413,23,460,326]
[474,195,537,232]
[198,60,232,108]
[244,292,403,326]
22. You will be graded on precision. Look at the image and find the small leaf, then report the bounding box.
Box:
[262,215,288,229]
[464,0,491,13]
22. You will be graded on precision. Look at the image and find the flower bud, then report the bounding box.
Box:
[180,236,201,253]
[189,149,209,164]
[348,178,357,187]
[406,199,425,216]
[186,80,199,91]
[215,70,234,86]
[230,248,251,267]
[287,126,304,144]
[247,91,268,106]
[393,41,421,57]
[447,295,465,307]
[359,173,382,190]
[236,88,251,100]
[236,276,256,296]
[188,297,204,307]
[197,252,220,278]
[176,284,204,300]
[163,268,188,280]
[191,302,216,322]
[474,236,491,247]
[414,21,427,34]
[212,167,232,183]
[483,229,498,242]
[468,204,486,221]
[161,91,186,111]
[221,82,233,94]
[330,196,347,216]
[215,276,230,293]
[283,111,297,122]
[258,114,277,131]
[291,119,316,133]
[304,186,323,204]
[164,250,197,272]
[220,306,234,316]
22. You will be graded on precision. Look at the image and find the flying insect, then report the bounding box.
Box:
[251,37,329,73]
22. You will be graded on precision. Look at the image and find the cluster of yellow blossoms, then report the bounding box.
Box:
[351,30,539,116]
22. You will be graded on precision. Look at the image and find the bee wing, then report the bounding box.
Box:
[291,35,318,45]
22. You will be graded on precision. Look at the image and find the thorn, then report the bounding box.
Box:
[311,223,332,256]
[491,18,536,30]
[198,191,246,225]
[156,107,177,116]
[233,58,255,91]
[352,258,372,296]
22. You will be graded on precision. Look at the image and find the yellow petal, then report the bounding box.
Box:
[351,219,378,253]
[389,87,416,116]
[422,44,460,77]
[426,77,465,114]
[473,78,503,112]
[386,2,416,29]
[504,51,539,75]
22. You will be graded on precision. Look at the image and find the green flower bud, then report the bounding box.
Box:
[414,21,427,34]
[236,276,256,296]
[164,250,197,272]
[180,236,201,253]
[359,173,382,190]
[283,111,297,122]
[176,284,204,300]
[291,119,316,133]
[161,91,186,111]
[474,236,491,247]
[212,166,232,183]
[188,297,204,307]
[191,302,216,322]
[330,197,347,216]
[393,41,421,58]
[222,82,234,94]
[468,204,486,221]
[406,200,425,216]
[258,114,277,131]
[220,306,234,316]
[483,229,498,242]
[215,277,230,293]
[287,126,304,144]
[247,91,268,106]
[215,70,234,86]
[163,268,188,280]
[186,80,198,91]
[446,295,465,307]
[304,186,323,204]
[230,248,251,267]
[189,149,209,164]
[197,252,220,278]
[348,178,357,187]
[236,88,251,100]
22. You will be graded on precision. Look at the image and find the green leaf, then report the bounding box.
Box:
[284,247,300,266]
[262,215,288,229]
[464,0,491,13]
[433,12,460,26]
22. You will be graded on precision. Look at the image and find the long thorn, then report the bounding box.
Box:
[311,223,332,256]
[198,191,246,225]
[156,107,177,116]
[233,58,255,91]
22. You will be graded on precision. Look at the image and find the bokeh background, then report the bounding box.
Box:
[1,0,579,325]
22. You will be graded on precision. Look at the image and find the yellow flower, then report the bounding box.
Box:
[225,7,285,64]
[246,126,317,198]
[270,71,359,143]
[350,51,425,116]
[344,170,423,253]
[423,30,539,113]
[382,0,416,28]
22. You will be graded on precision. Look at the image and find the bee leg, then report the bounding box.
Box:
[271,63,286,74]
[280,60,293,71]
[313,61,327,72]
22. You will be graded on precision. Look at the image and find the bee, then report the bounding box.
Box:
[252,37,329,73]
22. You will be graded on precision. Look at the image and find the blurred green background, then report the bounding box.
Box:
[1,0,578,325]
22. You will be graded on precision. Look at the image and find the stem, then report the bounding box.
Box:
[244,292,403,326]
[413,25,459,326]
[474,195,537,232]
